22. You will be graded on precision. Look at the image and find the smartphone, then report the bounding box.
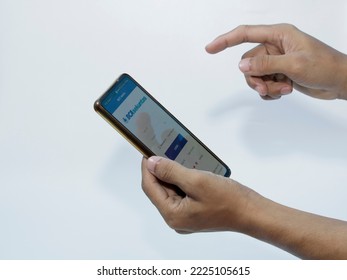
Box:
[94,73,231,177]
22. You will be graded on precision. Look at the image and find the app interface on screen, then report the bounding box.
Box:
[101,77,228,176]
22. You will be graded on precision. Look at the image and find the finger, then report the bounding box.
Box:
[262,74,293,97]
[239,54,294,77]
[241,45,290,98]
[141,157,173,208]
[244,75,267,96]
[260,95,280,101]
[241,44,268,59]
[175,229,192,234]
[206,24,281,54]
[146,156,204,197]
[246,75,293,98]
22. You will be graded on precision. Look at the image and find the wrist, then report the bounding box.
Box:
[227,184,268,235]
[234,188,297,249]
[236,190,272,237]
[237,193,299,255]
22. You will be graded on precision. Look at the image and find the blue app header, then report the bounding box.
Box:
[102,78,137,114]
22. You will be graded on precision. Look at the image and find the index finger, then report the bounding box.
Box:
[205,24,280,54]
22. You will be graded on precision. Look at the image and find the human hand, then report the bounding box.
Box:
[141,156,347,259]
[141,156,255,233]
[206,24,347,100]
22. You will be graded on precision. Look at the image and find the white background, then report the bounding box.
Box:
[1,0,347,260]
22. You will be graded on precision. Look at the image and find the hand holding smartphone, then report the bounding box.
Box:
[94,73,231,177]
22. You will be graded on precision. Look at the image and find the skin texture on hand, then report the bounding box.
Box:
[142,156,347,259]
[205,24,347,100]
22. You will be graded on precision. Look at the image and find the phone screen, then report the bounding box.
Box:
[96,74,231,177]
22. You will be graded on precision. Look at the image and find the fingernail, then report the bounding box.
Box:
[239,58,251,72]
[255,86,267,96]
[147,156,162,174]
[280,87,292,95]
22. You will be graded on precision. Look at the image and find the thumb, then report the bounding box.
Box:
[239,54,291,77]
[146,156,200,196]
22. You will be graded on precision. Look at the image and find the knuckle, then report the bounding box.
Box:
[189,170,218,195]
[282,23,298,32]
[163,200,196,231]
[185,169,205,187]
[239,24,251,42]
[165,210,182,230]
[165,213,176,229]
[157,160,176,181]
[258,55,270,73]
[166,212,194,232]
